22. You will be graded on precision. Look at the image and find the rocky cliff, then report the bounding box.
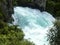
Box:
[15,0,46,11]
[0,0,47,22]
[0,0,14,22]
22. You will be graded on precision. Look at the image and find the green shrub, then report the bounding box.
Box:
[56,11,60,16]
[47,20,60,45]
[46,1,55,15]
[0,20,34,45]
[46,0,60,17]
[55,3,60,11]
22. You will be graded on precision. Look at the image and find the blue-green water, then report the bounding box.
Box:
[12,7,55,45]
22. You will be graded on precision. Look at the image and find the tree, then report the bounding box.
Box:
[47,20,60,45]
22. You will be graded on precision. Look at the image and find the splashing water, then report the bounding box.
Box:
[12,7,55,45]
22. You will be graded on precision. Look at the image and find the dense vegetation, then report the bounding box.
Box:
[46,0,60,17]
[0,0,60,45]
[47,20,60,45]
[47,0,60,45]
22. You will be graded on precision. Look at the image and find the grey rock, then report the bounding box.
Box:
[0,0,14,22]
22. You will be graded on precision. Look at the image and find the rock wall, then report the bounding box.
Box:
[15,0,47,11]
[0,0,14,22]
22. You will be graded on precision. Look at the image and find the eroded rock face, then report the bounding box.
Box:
[0,0,14,22]
[34,0,47,10]
[16,0,47,11]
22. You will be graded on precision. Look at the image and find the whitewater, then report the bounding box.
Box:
[12,7,55,45]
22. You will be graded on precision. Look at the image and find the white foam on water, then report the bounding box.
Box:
[12,7,55,45]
